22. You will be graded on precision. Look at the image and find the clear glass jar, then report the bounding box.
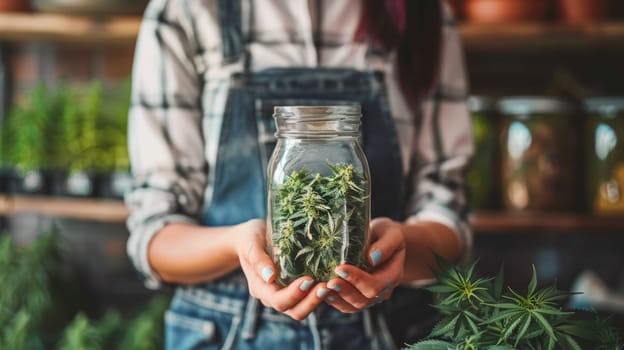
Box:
[584,98,624,215]
[266,106,371,286]
[498,97,581,212]
[468,96,497,210]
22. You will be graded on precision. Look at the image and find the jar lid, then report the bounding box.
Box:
[584,97,624,114]
[468,96,494,112]
[497,97,576,116]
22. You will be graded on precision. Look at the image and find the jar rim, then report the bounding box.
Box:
[468,95,495,112]
[584,97,624,113]
[274,105,361,120]
[497,97,576,116]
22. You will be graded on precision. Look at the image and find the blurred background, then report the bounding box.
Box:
[0,0,623,348]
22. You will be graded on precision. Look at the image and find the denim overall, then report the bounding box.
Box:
[164,1,435,349]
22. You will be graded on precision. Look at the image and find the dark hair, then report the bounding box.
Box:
[356,0,443,110]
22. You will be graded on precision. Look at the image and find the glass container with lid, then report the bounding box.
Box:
[266,105,371,286]
[584,98,624,215]
[468,96,498,210]
[498,97,581,212]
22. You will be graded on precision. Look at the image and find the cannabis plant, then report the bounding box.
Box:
[405,259,624,350]
[0,228,65,349]
[271,163,369,284]
[0,228,169,350]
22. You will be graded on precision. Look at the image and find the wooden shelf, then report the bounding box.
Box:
[460,22,624,51]
[1,195,623,233]
[0,195,128,223]
[470,211,624,234]
[0,13,141,44]
[1,13,624,49]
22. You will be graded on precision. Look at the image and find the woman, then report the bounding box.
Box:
[126,0,473,349]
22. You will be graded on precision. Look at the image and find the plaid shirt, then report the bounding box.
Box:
[126,0,474,289]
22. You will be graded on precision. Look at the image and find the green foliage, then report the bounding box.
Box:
[2,79,131,173]
[3,84,50,170]
[0,228,65,349]
[0,229,168,350]
[116,296,168,350]
[404,259,624,350]
[271,163,369,284]
[57,312,119,350]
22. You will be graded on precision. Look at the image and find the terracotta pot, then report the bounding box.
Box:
[0,0,30,11]
[464,0,549,24]
[559,0,610,24]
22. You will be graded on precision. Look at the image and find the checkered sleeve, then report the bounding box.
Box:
[125,0,208,289]
[405,3,474,259]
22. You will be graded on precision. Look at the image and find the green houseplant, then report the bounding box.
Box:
[3,79,132,198]
[0,228,168,349]
[89,79,132,199]
[404,259,624,350]
[5,82,79,195]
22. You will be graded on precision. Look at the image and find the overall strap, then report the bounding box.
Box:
[217,0,243,64]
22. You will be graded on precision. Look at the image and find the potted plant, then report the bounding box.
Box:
[63,82,102,198]
[404,259,624,349]
[6,83,62,195]
[59,79,131,199]
[93,79,132,200]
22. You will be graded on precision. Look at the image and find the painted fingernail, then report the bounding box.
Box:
[370,249,382,266]
[261,266,274,282]
[316,287,329,299]
[300,280,313,292]
[336,270,349,279]
[328,283,341,292]
[327,296,337,302]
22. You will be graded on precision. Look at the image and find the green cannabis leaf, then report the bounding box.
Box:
[271,163,369,284]
[405,259,624,350]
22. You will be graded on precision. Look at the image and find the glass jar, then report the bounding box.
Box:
[467,96,497,210]
[498,97,580,212]
[267,106,371,286]
[584,98,624,215]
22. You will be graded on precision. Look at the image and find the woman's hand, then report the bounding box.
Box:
[236,219,330,321]
[324,217,406,313]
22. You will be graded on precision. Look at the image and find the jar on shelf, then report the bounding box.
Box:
[267,106,371,286]
[464,0,549,24]
[558,0,611,24]
[498,97,581,212]
[584,98,624,215]
[468,96,498,210]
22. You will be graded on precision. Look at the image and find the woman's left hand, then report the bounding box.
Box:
[324,217,406,313]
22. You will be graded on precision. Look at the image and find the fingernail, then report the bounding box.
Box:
[370,249,382,266]
[300,280,313,292]
[261,266,274,282]
[328,283,341,292]
[316,287,328,299]
[327,296,337,302]
[336,270,349,279]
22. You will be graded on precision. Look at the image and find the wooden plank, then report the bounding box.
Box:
[1,194,623,232]
[0,13,141,44]
[471,211,624,234]
[1,13,624,48]
[0,195,128,222]
[460,22,624,51]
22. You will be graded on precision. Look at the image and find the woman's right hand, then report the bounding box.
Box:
[235,219,330,321]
